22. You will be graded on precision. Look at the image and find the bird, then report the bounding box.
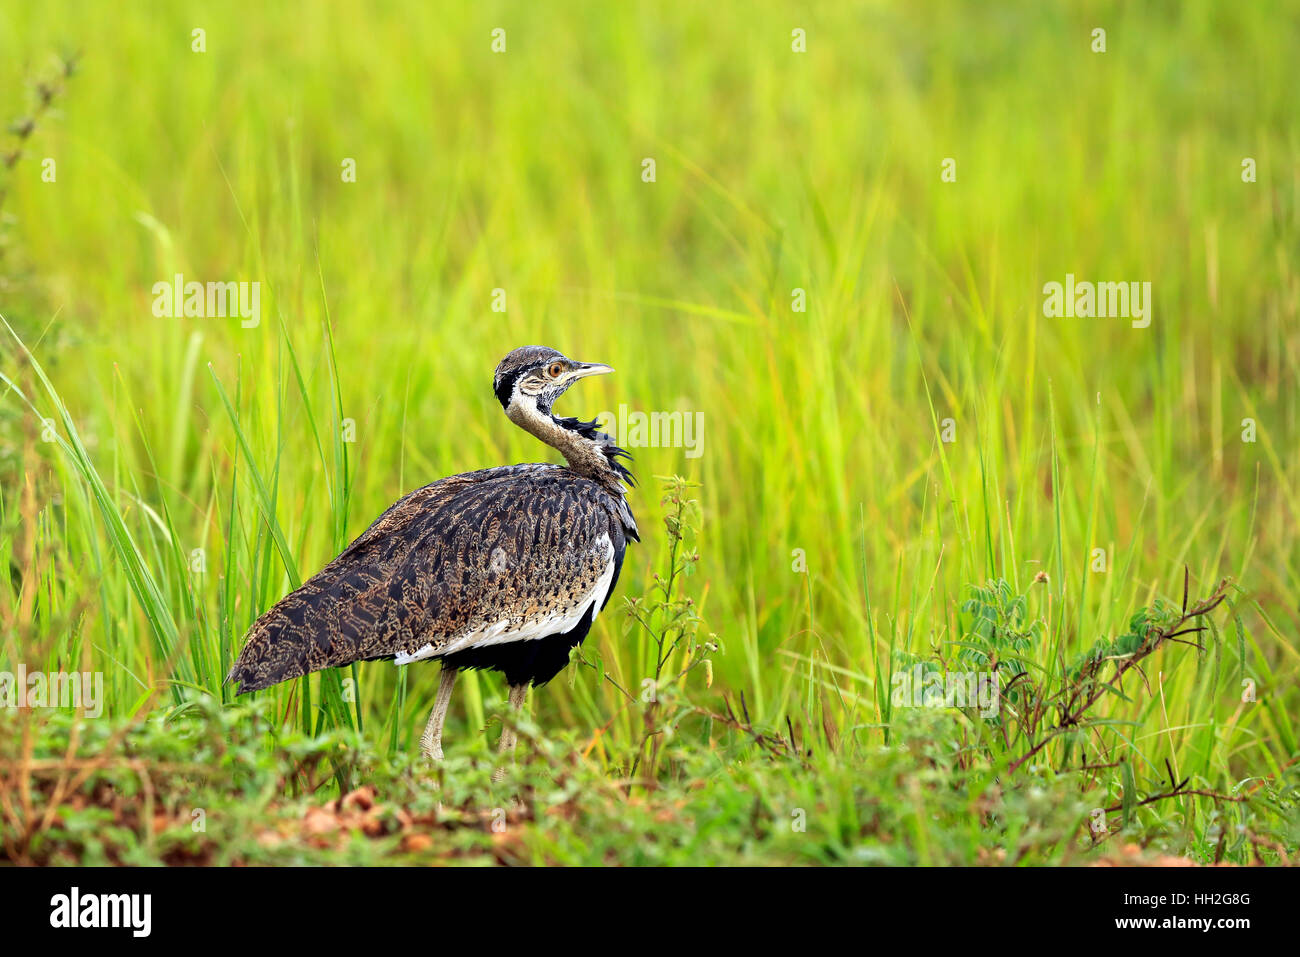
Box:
[225,345,637,769]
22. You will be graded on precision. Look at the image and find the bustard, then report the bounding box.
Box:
[226,345,637,767]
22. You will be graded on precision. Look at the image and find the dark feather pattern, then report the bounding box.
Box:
[227,463,634,692]
[551,413,636,486]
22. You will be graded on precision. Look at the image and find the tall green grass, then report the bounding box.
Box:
[1,0,1297,861]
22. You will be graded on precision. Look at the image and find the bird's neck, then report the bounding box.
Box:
[508,403,632,494]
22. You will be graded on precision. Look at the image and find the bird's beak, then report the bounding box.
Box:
[567,362,614,382]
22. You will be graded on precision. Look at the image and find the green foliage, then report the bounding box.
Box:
[1072,600,1182,677]
[0,0,1297,864]
[958,577,1045,667]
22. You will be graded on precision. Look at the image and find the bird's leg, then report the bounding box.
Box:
[419,666,458,762]
[492,683,529,781]
[497,682,529,753]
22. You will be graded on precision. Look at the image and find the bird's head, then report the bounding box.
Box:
[493,345,614,418]
[492,345,632,491]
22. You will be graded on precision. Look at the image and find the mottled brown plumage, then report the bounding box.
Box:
[227,464,630,690]
[226,346,636,763]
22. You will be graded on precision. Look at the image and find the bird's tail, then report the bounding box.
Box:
[226,615,314,693]
[226,584,364,693]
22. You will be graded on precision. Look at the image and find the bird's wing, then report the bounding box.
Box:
[226,465,625,692]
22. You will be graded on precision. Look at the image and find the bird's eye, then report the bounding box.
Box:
[547,361,566,378]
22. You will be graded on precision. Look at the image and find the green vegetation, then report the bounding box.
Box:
[1,1,1297,865]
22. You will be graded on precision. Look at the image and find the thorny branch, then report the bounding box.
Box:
[1008,573,1232,776]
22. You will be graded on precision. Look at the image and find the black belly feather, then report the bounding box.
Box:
[438,537,623,687]
[440,603,595,687]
